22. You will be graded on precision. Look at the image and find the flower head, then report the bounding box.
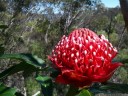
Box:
[48,28,122,87]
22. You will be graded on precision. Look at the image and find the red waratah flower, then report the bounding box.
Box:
[48,28,122,87]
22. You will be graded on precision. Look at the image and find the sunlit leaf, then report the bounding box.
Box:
[0,83,17,96]
[0,53,46,67]
[76,89,92,96]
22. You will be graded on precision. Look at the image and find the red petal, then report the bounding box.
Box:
[91,62,122,82]
[108,62,123,73]
[91,73,113,82]
[56,75,69,84]
[56,70,92,87]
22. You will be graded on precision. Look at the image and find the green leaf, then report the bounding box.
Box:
[0,53,46,67]
[50,68,60,78]
[0,53,46,79]
[76,89,92,96]
[0,45,5,54]
[0,62,42,79]
[66,86,79,96]
[119,59,128,64]
[99,82,128,93]
[90,82,128,94]
[0,83,17,96]
[113,58,128,64]
[36,75,53,96]
[0,25,8,29]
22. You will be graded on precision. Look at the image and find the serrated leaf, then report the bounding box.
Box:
[36,75,53,96]
[0,53,46,67]
[90,83,110,95]
[99,83,128,93]
[0,83,17,96]
[76,89,92,96]
[90,82,128,94]
[119,59,128,64]
[0,25,8,29]
[113,58,128,64]
[0,62,42,79]
[0,53,47,79]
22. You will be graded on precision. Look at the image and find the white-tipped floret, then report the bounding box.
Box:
[75,59,78,63]
[76,52,79,56]
[78,37,82,40]
[58,51,60,54]
[93,39,95,43]
[89,45,93,50]
[71,54,74,58]
[87,36,91,40]
[61,42,63,45]
[101,56,104,61]
[55,58,57,61]
[105,43,107,47]
[84,50,87,55]
[63,53,66,56]
[105,51,107,55]
[71,48,75,51]
[101,34,106,40]
[113,47,117,52]
[79,44,82,48]
[86,40,88,43]
[66,44,69,48]
[56,46,58,49]
[98,45,100,49]
[108,54,112,58]
[93,52,96,56]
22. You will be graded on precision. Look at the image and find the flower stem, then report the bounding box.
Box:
[66,86,79,96]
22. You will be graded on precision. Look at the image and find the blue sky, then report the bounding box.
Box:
[101,0,120,7]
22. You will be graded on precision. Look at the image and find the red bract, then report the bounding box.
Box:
[48,28,122,87]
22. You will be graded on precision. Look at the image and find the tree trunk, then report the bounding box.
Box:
[119,0,128,32]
